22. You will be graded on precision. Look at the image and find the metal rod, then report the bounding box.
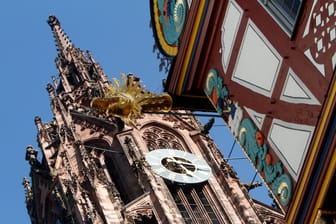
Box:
[250,171,258,184]
[224,157,248,161]
[83,145,123,153]
[144,111,223,117]
[227,140,236,159]
[78,105,223,118]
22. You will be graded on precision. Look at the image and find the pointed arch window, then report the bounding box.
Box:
[167,183,223,223]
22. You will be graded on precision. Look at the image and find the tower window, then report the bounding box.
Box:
[167,183,222,223]
[259,0,302,35]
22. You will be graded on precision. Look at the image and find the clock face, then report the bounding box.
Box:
[145,149,212,184]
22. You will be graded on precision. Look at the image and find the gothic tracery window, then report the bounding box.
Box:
[167,183,223,224]
[142,126,184,151]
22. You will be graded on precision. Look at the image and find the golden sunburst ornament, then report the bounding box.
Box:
[91,74,173,125]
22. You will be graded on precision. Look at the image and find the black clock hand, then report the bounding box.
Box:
[173,160,194,166]
[179,165,194,176]
[174,160,210,172]
[166,157,194,167]
[180,164,202,179]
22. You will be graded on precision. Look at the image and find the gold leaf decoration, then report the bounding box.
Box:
[91,74,172,125]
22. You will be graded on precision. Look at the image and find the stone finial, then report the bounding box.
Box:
[46,83,56,99]
[22,177,33,203]
[25,145,38,166]
[34,116,44,132]
[47,15,73,60]
[47,15,60,28]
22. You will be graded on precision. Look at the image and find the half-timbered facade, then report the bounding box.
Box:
[150,0,336,222]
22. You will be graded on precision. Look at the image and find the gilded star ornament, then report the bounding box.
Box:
[91,74,173,125]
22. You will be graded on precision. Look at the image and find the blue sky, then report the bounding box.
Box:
[0,1,270,223]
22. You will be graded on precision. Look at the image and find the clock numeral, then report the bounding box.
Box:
[182,174,189,182]
[195,173,203,180]
[154,167,167,174]
[167,172,177,180]
[196,165,211,171]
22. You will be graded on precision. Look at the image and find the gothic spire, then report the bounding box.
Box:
[45,15,110,107]
[47,15,73,61]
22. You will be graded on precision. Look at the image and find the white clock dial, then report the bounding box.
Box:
[145,149,212,184]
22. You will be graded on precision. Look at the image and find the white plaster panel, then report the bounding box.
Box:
[268,119,315,180]
[244,107,265,130]
[221,0,243,72]
[187,0,192,8]
[232,20,282,97]
[303,0,318,37]
[283,76,307,98]
[280,68,320,105]
[304,49,325,76]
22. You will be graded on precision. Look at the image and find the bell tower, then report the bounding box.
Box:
[23,16,285,224]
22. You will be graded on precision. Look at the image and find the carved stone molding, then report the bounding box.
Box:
[122,193,154,222]
[162,113,192,131]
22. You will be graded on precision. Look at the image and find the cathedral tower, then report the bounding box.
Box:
[23,16,284,224]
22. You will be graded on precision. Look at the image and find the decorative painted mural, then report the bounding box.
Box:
[301,0,336,77]
[205,69,237,122]
[221,0,243,72]
[151,0,187,56]
[239,118,292,207]
[205,69,293,207]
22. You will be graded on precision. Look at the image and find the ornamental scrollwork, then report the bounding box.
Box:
[205,68,293,207]
[151,0,187,56]
[205,69,236,121]
[238,118,292,206]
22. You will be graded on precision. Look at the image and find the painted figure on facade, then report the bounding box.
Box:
[205,69,293,207]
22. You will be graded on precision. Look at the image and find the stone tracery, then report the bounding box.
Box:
[142,126,184,151]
